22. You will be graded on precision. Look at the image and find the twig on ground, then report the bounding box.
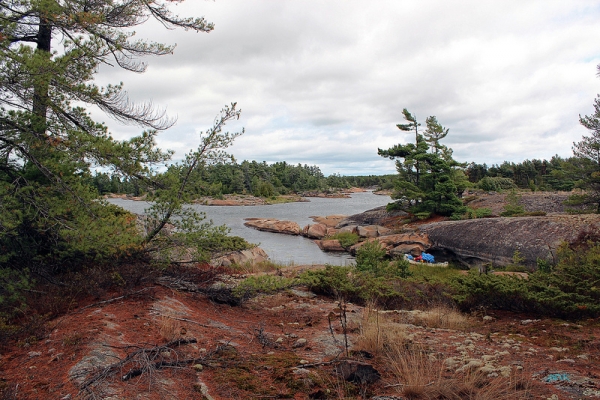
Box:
[77,287,156,312]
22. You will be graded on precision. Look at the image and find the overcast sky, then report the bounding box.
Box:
[95,0,600,176]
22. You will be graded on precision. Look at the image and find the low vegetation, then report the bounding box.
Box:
[354,304,531,400]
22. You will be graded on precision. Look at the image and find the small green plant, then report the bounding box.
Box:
[536,258,553,273]
[329,232,360,248]
[500,190,525,217]
[355,241,387,276]
[512,249,525,265]
[387,258,412,278]
[414,212,432,220]
[232,275,297,301]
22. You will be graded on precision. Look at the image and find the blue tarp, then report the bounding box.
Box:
[421,253,435,263]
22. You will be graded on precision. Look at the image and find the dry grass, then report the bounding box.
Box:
[158,314,181,342]
[411,305,471,330]
[355,305,407,356]
[232,260,290,274]
[386,342,443,397]
[385,342,531,399]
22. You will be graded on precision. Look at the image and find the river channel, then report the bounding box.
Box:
[108,191,391,265]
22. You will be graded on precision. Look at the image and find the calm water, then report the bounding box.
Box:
[108,191,391,265]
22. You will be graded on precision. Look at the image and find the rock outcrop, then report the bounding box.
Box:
[310,215,348,227]
[244,218,301,235]
[349,232,431,256]
[336,206,408,228]
[303,223,330,239]
[420,215,600,267]
[315,239,346,252]
[211,247,270,267]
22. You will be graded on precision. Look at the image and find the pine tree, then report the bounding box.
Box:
[0,1,244,290]
[379,112,465,217]
[571,95,600,213]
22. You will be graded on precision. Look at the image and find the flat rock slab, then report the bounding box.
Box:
[420,214,600,266]
[244,218,301,235]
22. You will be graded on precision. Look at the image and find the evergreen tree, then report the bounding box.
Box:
[570,95,600,212]
[423,116,449,155]
[379,113,465,217]
[0,0,244,293]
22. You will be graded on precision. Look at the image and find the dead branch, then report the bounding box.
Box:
[79,338,198,393]
[77,287,156,312]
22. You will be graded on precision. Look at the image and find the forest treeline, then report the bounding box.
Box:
[91,154,587,198]
[465,156,587,192]
[90,161,397,197]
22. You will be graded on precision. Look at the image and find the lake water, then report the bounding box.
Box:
[108,191,391,265]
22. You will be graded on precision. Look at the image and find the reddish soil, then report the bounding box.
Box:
[2,272,599,400]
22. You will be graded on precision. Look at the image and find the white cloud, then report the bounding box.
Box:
[94,0,600,175]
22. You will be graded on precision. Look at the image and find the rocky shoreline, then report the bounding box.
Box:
[104,188,373,206]
[242,192,600,269]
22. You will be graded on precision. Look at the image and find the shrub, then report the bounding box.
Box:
[232,275,298,301]
[464,207,493,219]
[414,212,432,220]
[299,266,400,305]
[355,241,387,276]
[500,190,525,217]
[453,241,600,319]
[329,232,360,248]
[478,177,516,192]
[388,258,412,278]
[536,258,553,273]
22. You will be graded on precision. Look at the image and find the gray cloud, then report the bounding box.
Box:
[94,0,600,175]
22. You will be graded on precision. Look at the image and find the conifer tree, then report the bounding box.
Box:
[379,112,465,217]
[571,95,600,212]
[0,1,243,277]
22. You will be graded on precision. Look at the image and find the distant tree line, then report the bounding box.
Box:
[465,156,581,192]
[90,160,399,197]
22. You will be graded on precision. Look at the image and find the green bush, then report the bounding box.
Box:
[0,268,31,319]
[414,212,432,220]
[453,241,600,319]
[299,266,399,304]
[385,258,412,278]
[464,207,493,219]
[500,190,525,217]
[536,258,553,273]
[329,232,360,248]
[478,177,516,192]
[300,265,456,310]
[355,241,387,276]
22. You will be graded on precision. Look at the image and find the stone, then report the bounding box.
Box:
[292,338,307,348]
[310,215,348,227]
[304,223,328,239]
[315,239,345,252]
[389,243,424,257]
[338,225,358,235]
[421,215,600,267]
[357,225,381,238]
[192,364,203,372]
[243,218,301,235]
[211,247,269,268]
[335,360,380,384]
[336,206,408,228]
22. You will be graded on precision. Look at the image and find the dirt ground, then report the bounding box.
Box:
[1,270,599,400]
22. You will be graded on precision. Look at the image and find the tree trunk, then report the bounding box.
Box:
[31,17,52,137]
